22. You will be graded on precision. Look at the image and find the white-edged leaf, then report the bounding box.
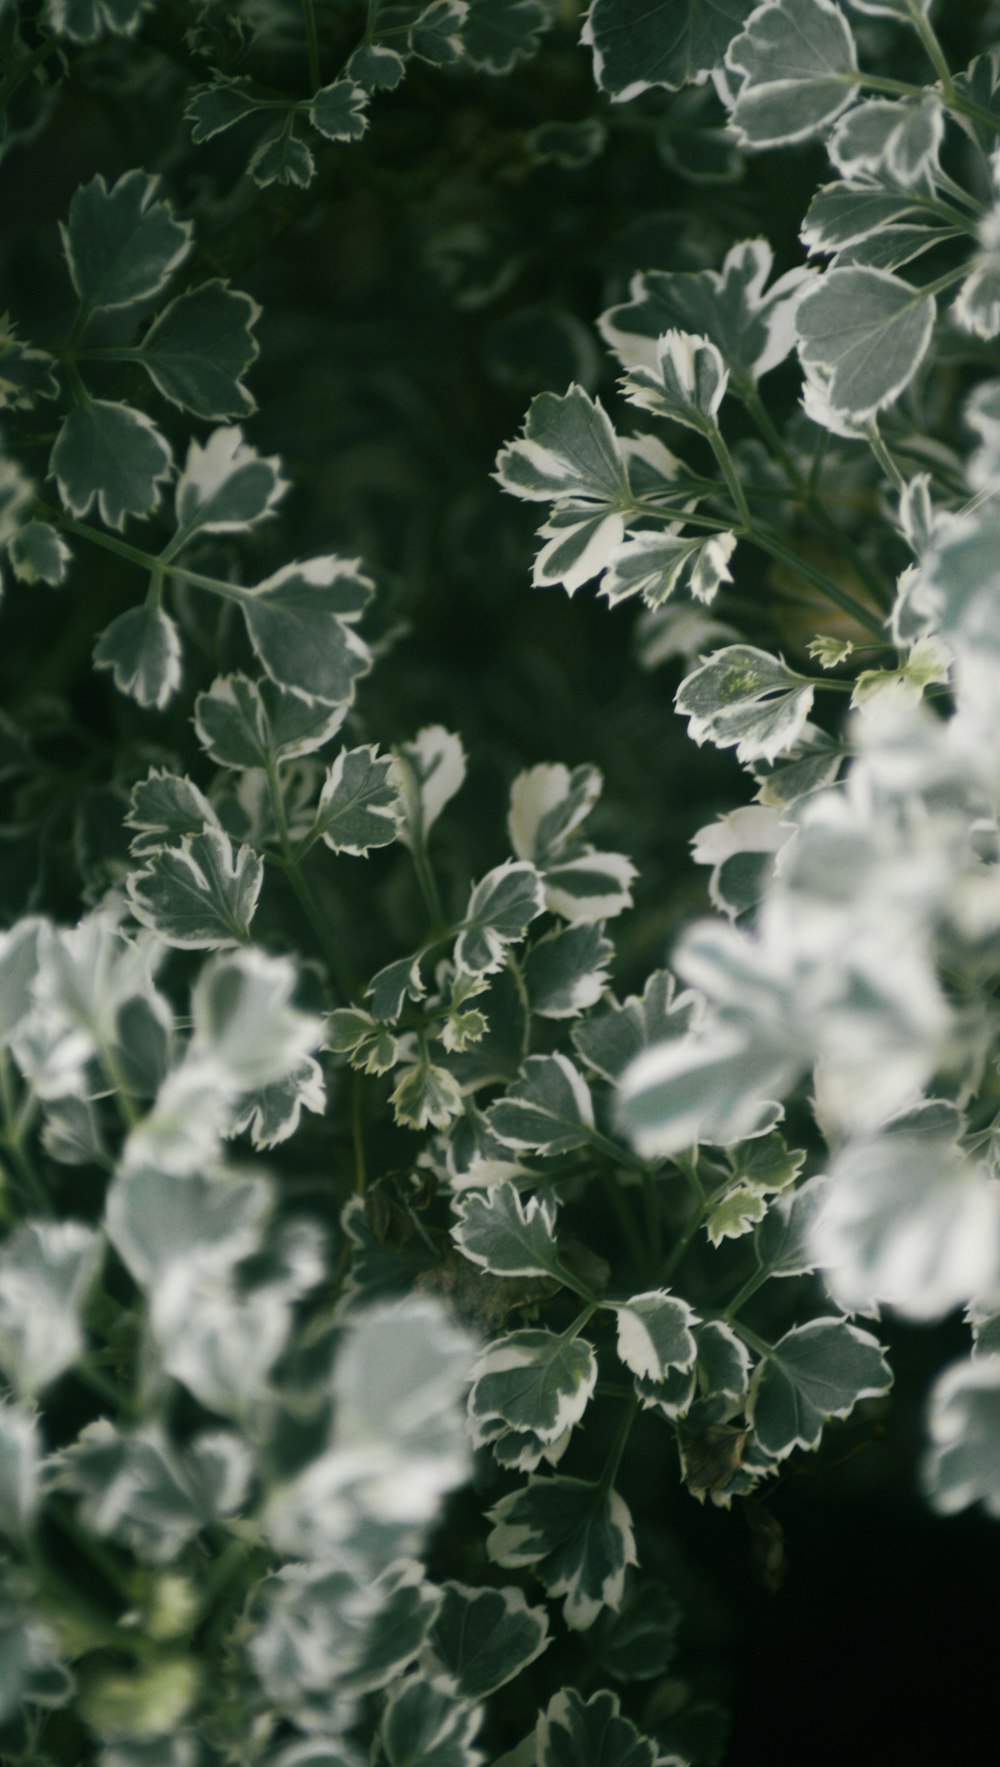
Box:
[469,1329,597,1445]
[314,745,401,855]
[454,859,545,975]
[0,1221,101,1397]
[612,1289,699,1381]
[230,1054,326,1149]
[190,947,323,1089]
[537,1686,658,1767]
[572,969,700,1085]
[749,1318,892,1459]
[922,1355,1000,1519]
[452,1185,560,1278]
[0,1399,42,1538]
[52,401,171,529]
[676,644,814,763]
[309,79,369,141]
[194,672,346,769]
[602,530,737,609]
[379,1677,484,1767]
[487,1053,594,1156]
[425,1581,549,1700]
[828,96,943,187]
[8,520,72,586]
[126,769,220,856]
[623,329,728,430]
[174,427,288,534]
[495,384,628,504]
[242,557,373,707]
[542,851,638,923]
[487,1476,637,1629]
[727,0,858,148]
[508,762,602,865]
[585,0,757,99]
[60,170,191,314]
[93,603,182,710]
[795,266,935,420]
[139,280,260,420]
[392,725,467,852]
[462,0,548,73]
[127,829,262,949]
[523,922,613,1019]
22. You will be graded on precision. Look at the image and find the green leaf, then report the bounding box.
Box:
[922,1355,1000,1519]
[509,761,602,864]
[692,1320,752,1422]
[195,672,347,770]
[326,1006,400,1074]
[796,266,935,421]
[58,1420,251,1564]
[461,0,547,72]
[342,1561,442,1695]
[186,78,267,143]
[190,948,323,1090]
[676,644,814,764]
[603,531,737,609]
[801,181,928,255]
[454,859,545,975]
[408,0,469,67]
[392,725,467,852]
[469,1329,598,1445]
[346,42,407,90]
[313,745,401,855]
[828,97,943,187]
[452,1185,560,1278]
[0,326,60,410]
[727,0,858,148]
[126,768,219,856]
[174,426,288,534]
[230,1054,326,1149]
[93,603,182,710]
[597,1584,682,1684]
[61,171,190,314]
[525,118,608,168]
[127,829,263,949]
[52,400,172,529]
[755,1173,831,1277]
[600,238,808,385]
[0,1221,102,1397]
[572,970,699,1085]
[390,1056,464,1130]
[241,557,373,708]
[0,918,45,1047]
[425,1582,550,1700]
[0,1399,41,1539]
[623,329,729,430]
[7,519,72,586]
[249,125,316,189]
[487,1053,595,1157]
[537,1687,658,1767]
[309,80,369,142]
[617,1013,792,1157]
[487,1476,637,1628]
[367,952,427,1023]
[47,0,152,40]
[0,457,33,551]
[380,1679,484,1767]
[138,281,260,420]
[953,250,1000,342]
[495,385,629,504]
[105,1163,270,1291]
[585,0,756,98]
[613,1289,699,1383]
[524,922,613,1019]
[749,1318,892,1459]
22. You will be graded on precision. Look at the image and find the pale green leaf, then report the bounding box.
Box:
[537,1687,657,1767]
[190,947,323,1089]
[828,96,943,187]
[487,1476,637,1628]
[623,329,728,430]
[174,427,287,534]
[425,1582,550,1700]
[105,1163,270,1291]
[52,401,172,529]
[127,829,263,949]
[585,0,756,98]
[795,265,935,420]
[508,761,602,864]
[138,281,260,420]
[230,1054,326,1149]
[602,530,737,609]
[469,1329,597,1444]
[676,644,814,763]
[241,557,373,707]
[58,1420,251,1563]
[452,1185,560,1278]
[0,918,46,1046]
[314,745,401,855]
[531,503,626,594]
[487,1052,594,1156]
[750,1318,892,1459]
[60,170,190,313]
[541,852,637,923]
[727,0,858,148]
[93,603,182,710]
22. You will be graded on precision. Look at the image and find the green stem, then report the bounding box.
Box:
[750,527,886,637]
[858,72,1000,135]
[264,754,350,995]
[865,423,907,495]
[0,1054,50,1217]
[562,1301,598,1340]
[722,1263,770,1320]
[601,1172,650,1280]
[729,1318,772,1361]
[412,842,446,932]
[706,423,751,530]
[907,0,956,104]
[302,0,322,90]
[0,36,61,110]
[599,1393,639,1494]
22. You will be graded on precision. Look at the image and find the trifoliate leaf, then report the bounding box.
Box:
[309,79,369,142]
[249,125,316,189]
[676,644,814,764]
[469,1330,598,1445]
[585,0,756,99]
[600,238,809,385]
[47,0,152,40]
[174,427,288,533]
[537,1687,658,1767]
[487,1053,595,1157]
[391,1057,464,1131]
[487,1476,637,1629]
[495,385,629,504]
[52,401,172,529]
[60,171,190,313]
[461,0,547,72]
[138,281,260,420]
[0,329,59,410]
[603,531,737,609]
[623,329,729,431]
[508,761,602,865]
[795,266,935,421]
[58,1421,251,1563]
[392,725,467,852]
[425,1583,550,1700]
[241,557,373,707]
[127,829,263,949]
[726,0,858,148]
[367,952,427,1023]
[379,1678,484,1767]
[524,922,613,1018]
[230,1054,326,1149]
[612,1290,698,1381]
[93,603,182,710]
[454,859,545,975]
[190,948,323,1089]
[186,78,266,144]
[452,1186,560,1278]
[326,1007,400,1074]
[126,769,220,855]
[749,1318,892,1459]
[313,745,401,855]
[194,672,347,769]
[922,1355,1000,1519]
[7,520,72,586]
[408,0,469,67]
[572,969,699,1085]
[828,96,943,187]
[0,1221,101,1397]
[0,1399,41,1540]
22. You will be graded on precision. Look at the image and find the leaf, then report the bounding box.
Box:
[60,171,190,314]
[249,126,316,189]
[47,0,152,39]
[58,1420,251,1563]
[408,0,470,67]
[105,1163,270,1292]
[487,1053,595,1157]
[537,1687,658,1767]
[452,1185,560,1278]
[93,603,182,710]
[138,281,260,420]
[922,1355,1000,1519]
[190,948,323,1089]
[314,745,401,854]
[126,769,220,855]
[0,328,60,410]
[618,1017,792,1158]
[572,969,699,1084]
[342,1561,442,1695]
[469,1330,598,1445]
[755,1173,831,1277]
[7,519,72,586]
[310,78,369,142]
[613,1290,699,1381]
[392,725,467,851]
[597,1584,682,1683]
[0,1399,41,1539]
[676,644,814,764]
[367,952,427,1023]
[0,1220,101,1397]
[623,330,729,431]
[195,672,346,769]
[0,456,33,549]
[174,427,288,534]
[541,852,637,924]
[487,1476,637,1628]
[230,1054,326,1149]
[346,42,407,90]
[390,1057,464,1130]
[454,859,545,975]
[425,1582,550,1700]
[127,829,263,949]
[795,266,935,421]
[828,97,943,187]
[749,1318,892,1459]
[241,557,373,707]
[52,401,172,529]
[525,118,608,168]
[509,762,602,865]
[186,78,267,143]
[524,922,613,1018]
[726,0,858,148]
[0,918,45,1046]
[801,180,929,255]
[585,0,756,99]
[603,531,737,610]
[326,1007,400,1074]
[953,245,1000,342]
[495,385,629,505]
[379,1679,484,1767]
[461,0,548,73]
